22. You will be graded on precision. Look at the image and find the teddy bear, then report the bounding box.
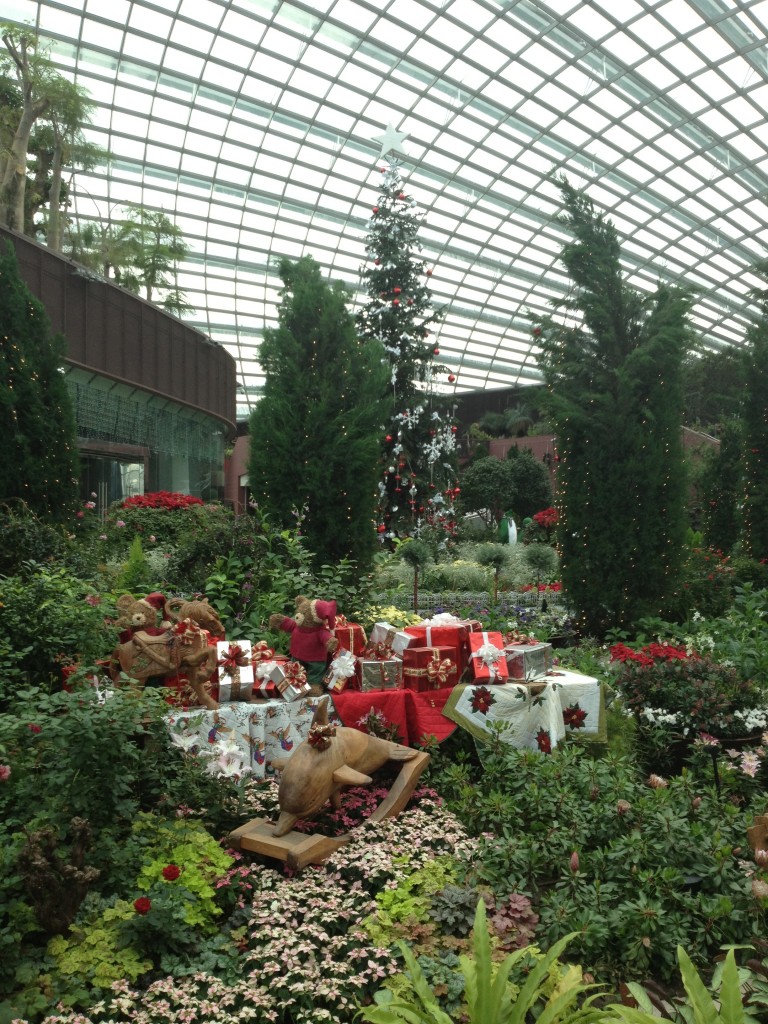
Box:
[269,596,339,688]
[114,591,169,644]
[110,591,220,709]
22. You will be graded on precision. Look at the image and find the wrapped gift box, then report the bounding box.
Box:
[324,649,359,694]
[468,631,509,682]
[216,640,255,701]
[404,623,470,674]
[253,655,289,698]
[505,641,553,681]
[360,657,402,691]
[333,618,367,656]
[402,646,457,692]
[370,621,418,657]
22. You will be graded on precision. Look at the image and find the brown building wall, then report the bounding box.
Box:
[1,226,236,435]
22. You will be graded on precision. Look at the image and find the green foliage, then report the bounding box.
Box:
[114,536,155,594]
[604,945,762,1024]
[458,454,552,528]
[428,743,766,986]
[0,241,79,523]
[249,255,388,570]
[699,419,743,554]
[0,562,112,697]
[536,180,692,638]
[0,501,66,575]
[523,543,559,584]
[358,902,603,1024]
[741,307,768,562]
[429,885,480,937]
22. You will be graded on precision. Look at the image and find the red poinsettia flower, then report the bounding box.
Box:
[470,686,496,715]
[133,896,152,915]
[563,703,587,729]
[536,728,552,754]
[162,864,181,881]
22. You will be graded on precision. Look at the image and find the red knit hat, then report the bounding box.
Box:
[313,599,337,630]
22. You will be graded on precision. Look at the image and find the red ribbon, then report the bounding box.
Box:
[218,643,248,675]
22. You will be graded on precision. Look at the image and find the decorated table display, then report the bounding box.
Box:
[441,670,603,753]
[165,695,341,780]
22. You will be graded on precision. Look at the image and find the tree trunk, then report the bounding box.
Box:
[0,116,35,230]
[46,132,64,250]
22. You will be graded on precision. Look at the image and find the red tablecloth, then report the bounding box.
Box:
[330,687,456,746]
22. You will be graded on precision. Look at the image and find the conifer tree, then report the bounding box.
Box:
[248,255,387,570]
[0,240,79,521]
[536,180,693,636]
[699,417,743,554]
[741,264,768,562]
[357,160,458,541]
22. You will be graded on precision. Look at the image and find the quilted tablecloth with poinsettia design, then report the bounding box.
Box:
[441,670,604,753]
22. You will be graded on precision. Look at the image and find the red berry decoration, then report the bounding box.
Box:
[426,268,433,276]
[433,347,440,355]
[451,425,457,433]
[398,192,406,199]
[532,326,542,336]
[394,287,401,294]
[392,299,400,306]
[407,298,414,305]
[448,373,456,383]
[377,524,386,533]
[385,434,392,442]
[374,258,381,265]
[372,206,379,213]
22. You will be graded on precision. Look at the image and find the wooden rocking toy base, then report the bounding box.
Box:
[227,750,430,870]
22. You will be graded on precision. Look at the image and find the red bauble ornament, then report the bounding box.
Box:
[393,286,401,294]
[433,347,440,355]
[372,206,379,213]
[395,487,402,493]
[392,299,400,306]
[407,298,413,305]
[377,524,386,533]
[374,258,381,265]
[426,268,433,276]
[385,434,393,442]
[454,486,461,495]
[398,192,406,199]
[532,326,542,336]
[429,483,435,490]
[448,373,456,383]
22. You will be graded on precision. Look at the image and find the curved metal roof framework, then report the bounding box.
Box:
[10,0,768,418]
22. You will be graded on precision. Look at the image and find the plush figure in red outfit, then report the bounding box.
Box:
[114,591,169,644]
[269,596,339,688]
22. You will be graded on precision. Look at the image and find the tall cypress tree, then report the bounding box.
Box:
[536,180,694,636]
[356,160,458,541]
[248,255,388,570]
[0,240,79,521]
[742,265,768,562]
[700,417,743,554]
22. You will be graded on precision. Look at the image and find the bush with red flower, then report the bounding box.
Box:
[609,641,768,741]
[121,491,204,511]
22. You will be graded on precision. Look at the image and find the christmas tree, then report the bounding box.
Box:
[248,255,388,571]
[536,179,693,636]
[0,240,79,522]
[356,155,458,542]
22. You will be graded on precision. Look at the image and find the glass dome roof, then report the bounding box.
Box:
[8,0,768,419]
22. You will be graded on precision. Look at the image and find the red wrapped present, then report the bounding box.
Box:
[402,646,457,692]
[404,623,470,674]
[333,618,367,656]
[468,631,508,682]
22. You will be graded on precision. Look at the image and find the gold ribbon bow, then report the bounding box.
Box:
[427,656,453,686]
